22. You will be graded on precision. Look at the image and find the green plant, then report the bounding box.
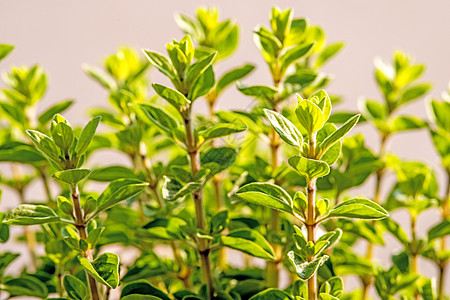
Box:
[0,7,449,300]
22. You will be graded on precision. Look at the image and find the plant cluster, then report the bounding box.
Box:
[0,6,448,300]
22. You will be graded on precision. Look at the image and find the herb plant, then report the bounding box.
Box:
[0,6,449,300]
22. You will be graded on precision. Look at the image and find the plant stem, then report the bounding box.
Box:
[37,166,53,205]
[70,185,100,300]
[438,170,450,300]
[410,213,419,300]
[183,107,214,299]
[17,188,37,270]
[306,132,317,300]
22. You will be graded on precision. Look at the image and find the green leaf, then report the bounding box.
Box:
[235,182,293,214]
[142,50,176,79]
[221,228,275,260]
[237,84,278,101]
[200,147,237,179]
[279,42,315,75]
[216,64,255,95]
[4,275,48,298]
[288,156,330,180]
[161,176,201,201]
[96,179,148,212]
[288,251,329,280]
[185,51,216,87]
[264,109,303,147]
[82,65,116,90]
[315,42,345,68]
[249,289,293,300]
[199,122,246,141]
[0,44,14,61]
[0,144,46,165]
[52,169,91,186]
[389,115,427,133]
[63,275,88,300]
[57,196,74,216]
[318,114,360,156]
[121,281,170,300]
[3,204,60,225]
[131,103,180,138]
[76,116,101,156]
[400,83,431,105]
[152,83,190,110]
[428,219,450,240]
[360,99,387,120]
[0,252,19,272]
[188,65,215,101]
[295,99,325,133]
[26,129,61,165]
[380,218,409,246]
[38,100,74,126]
[78,253,120,288]
[89,166,137,182]
[328,198,389,220]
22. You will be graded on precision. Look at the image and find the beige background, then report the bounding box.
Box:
[0,0,449,297]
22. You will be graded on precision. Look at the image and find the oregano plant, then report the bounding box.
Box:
[0,7,449,300]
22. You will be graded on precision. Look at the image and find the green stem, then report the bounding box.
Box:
[183,107,214,299]
[438,170,450,300]
[70,185,100,300]
[306,132,317,300]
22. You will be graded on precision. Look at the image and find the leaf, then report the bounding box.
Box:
[188,65,215,101]
[200,146,236,176]
[0,252,19,272]
[220,228,275,260]
[52,169,91,186]
[131,103,180,138]
[328,198,389,220]
[4,275,48,298]
[78,253,120,288]
[216,64,255,95]
[400,83,431,105]
[288,156,330,180]
[389,115,427,133]
[315,42,345,68]
[0,144,46,165]
[199,122,246,141]
[38,100,74,125]
[3,204,60,225]
[237,84,278,101]
[185,51,216,87]
[295,99,325,133]
[0,44,14,61]
[96,179,148,212]
[318,114,360,156]
[63,275,88,300]
[152,83,190,110]
[89,166,137,182]
[279,42,315,75]
[235,182,293,214]
[428,219,450,240]
[264,109,303,147]
[142,49,176,79]
[380,218,409,246]
[26,129,61,165]
[121,281,170,300]
[161,176,200,201]
[288,251,329,280]
[76,116,101,156]
[249,289,293,300]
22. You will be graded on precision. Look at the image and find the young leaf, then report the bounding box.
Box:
[315,42,345,68]
[96,179,148,212]
[237,84,278,101]
[288,251,329,280]
[185,51,217,87]
[288,156,330,180]
[82,64,116,90]
[4,275,48,298]
[235,182,293,214]
[216,64,255,95]
[142,49,177,79]
[3,204,60,225]
[318,114,360,156]
[0,44,14,61]
[89,166,137,182]
[76,116,101,156]
[38,100,74,126]
[26,129,61,165]
[428,219,450,241]
[400,83,431,105]
[52,169,91,186]
[199,123,246,141]
[279,42,315,75]
[328,198,388,220]
[295,99,325,133]
[220,228,275,260]
[152,83,190,110]
[389,115,427,133]
[188,65,215,101]
[78,252,120,288]
[249,289,293,300]
[131,104,180,138]
[161,176,201,201]
[264,109,303,147]
[121,281,170,300]
[63,275,88,300]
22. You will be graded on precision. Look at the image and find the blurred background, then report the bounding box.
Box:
[1,0,449,296]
